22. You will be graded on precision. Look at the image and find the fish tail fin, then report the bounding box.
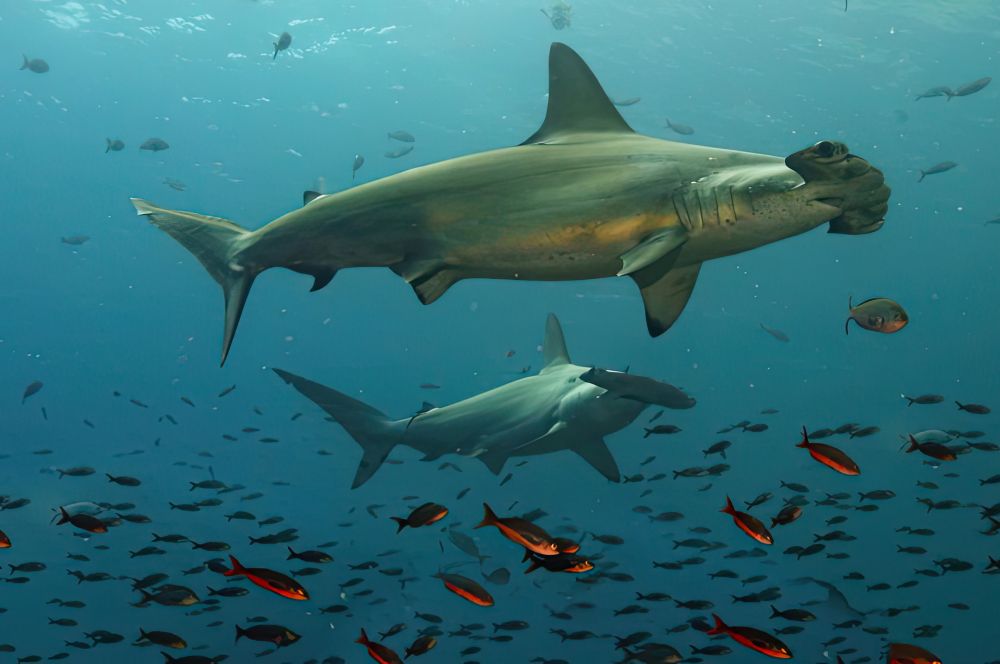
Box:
[796,427,810,448]
[918,170,926,182]
[273,368,400,489]
[707,613,727,635]
[476,503,499,529]
[355,628,370,645]
[20,55,28,70]
[57,507,70,525]
[224,555,245,577]
[161,652,177,663]
[720,496,735,516]
[858,492,866,502]
[234,625,245,644]
[390,517,408,533]
[286,547,297,560]
[130,198,256,366]
[769,604,780,618]
[904,435,919,453]
[904,395,914,406]
[105,138,111,153]
[272,43,279,60]
[955,401,965,410]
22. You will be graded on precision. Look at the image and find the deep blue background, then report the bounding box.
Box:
[1,0,997,662]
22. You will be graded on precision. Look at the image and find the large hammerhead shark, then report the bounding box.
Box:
[273,314,694,488]
[133,43,889,364]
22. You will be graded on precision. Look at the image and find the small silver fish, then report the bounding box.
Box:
[918,161,957,182]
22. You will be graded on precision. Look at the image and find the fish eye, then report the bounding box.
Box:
[814,141,836,158]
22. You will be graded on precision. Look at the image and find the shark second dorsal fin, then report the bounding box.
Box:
[521,43,634,145]
[541,314,571,373]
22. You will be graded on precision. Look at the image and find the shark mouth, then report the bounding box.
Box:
[785,141,891,235]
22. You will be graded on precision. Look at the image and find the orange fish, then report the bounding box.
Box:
[390,502,448,533]
[553,536,580,554]
[797,427,860,475]
[888,642,942,664]
[475,503,558,556]
[355,628,403,664]
[223,555,309,600]
[56,507,107,534]
[904,435,956,462]
[524,552,594,574]
[721,496,773,545]
[0,530,10,548]
[435,572,494,606]
[707,613,792,659]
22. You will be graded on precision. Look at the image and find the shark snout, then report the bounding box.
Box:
[786,141,890,236]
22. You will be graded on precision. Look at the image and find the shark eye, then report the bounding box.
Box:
[814,141,836,158]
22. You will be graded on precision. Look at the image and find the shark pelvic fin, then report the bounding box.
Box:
[477,448,509,475]
[629,249,702,337]
[541,313,571,373]
[617,228,688,276]
[272,369,400,489]
[391,260,460,305]
[571,437,620,482]
[521,43,634,145]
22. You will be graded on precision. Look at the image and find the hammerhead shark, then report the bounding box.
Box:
[273,314,694,488]
[133,43,889,364]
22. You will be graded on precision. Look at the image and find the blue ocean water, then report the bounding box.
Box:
[2,0,998,662]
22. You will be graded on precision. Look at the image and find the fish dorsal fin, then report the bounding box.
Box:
[521,43,634,145]
[303,190,323,205]
[541,314,571,373]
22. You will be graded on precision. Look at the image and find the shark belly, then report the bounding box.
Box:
[400,372,575,460]
[250,137,683,282]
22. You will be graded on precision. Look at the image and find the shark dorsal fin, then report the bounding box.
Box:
[541,313,571,373]
[303,190,323,206]
[521,43,634,145]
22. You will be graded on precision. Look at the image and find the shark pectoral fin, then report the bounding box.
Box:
[540,314,571,373]
[477,448,509,476]
[631,258,703,337]
[521,43,634,145]
[617,229,687,277]
[571,437,620,483]
[391,260,460,305]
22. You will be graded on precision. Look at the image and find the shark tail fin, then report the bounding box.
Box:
[540,313,571,372]
[131,198,255,366]
[272,369,400,488]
